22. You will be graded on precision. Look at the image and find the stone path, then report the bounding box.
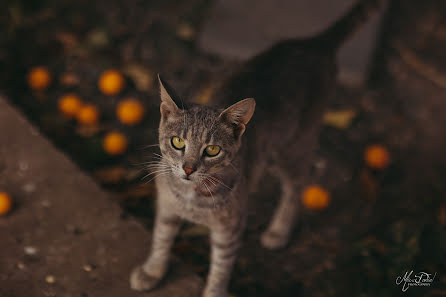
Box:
[0,96,202,297]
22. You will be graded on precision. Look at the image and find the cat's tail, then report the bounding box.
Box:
[314,0,385,50]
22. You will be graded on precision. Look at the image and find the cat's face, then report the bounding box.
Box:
[159,106,236,182]
[156,76,255,186]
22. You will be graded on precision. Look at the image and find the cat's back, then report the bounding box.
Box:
[214,39,337,128]
[213,39,337,154]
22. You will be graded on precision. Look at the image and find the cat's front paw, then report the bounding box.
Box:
[202,287,227,297]
[130,265,162,291]
[260,230,289,250]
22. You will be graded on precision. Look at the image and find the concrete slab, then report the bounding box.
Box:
[199,0,385,86]
[0,96,202,297]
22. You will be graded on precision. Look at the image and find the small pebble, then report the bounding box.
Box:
[30,127,40,136]
[314,159,326,170]
[23,183,36,193]
[41,200,51,207]
[83,265,92,272]
[45,275,55,283]
[19,161,29,171]
[342,172,352,182]
[17,262,25,270]
[24,246,38,255]
[176,23,196,40]
[43,289,56,297]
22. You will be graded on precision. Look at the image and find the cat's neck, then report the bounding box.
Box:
[161,162,240,209]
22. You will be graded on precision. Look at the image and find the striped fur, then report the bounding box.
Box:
[130,76,253,297]
[131,1,383,296]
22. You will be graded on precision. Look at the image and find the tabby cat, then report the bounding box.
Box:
[130,0,383,296]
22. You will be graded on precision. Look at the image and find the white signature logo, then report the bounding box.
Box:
[396,270,436,292]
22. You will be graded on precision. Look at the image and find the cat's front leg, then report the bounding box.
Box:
[130,208,182,291]
[203,219,245,297]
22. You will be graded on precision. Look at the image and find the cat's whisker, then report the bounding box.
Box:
[144,160,170,167]
[202,180,217,210]
[144,171,171,184]
[208,175,232,191]
[148,156,163,161]
[131,156,163,165]
[141,169,171,181]
[144,166,171,174]
[137,143,160,150]
[229,163,239,174]
[141,172,168,182]
[205,177,220,192]
[144,161,169,166]
[137,160,164,166]
[206,177,218,187]
[153,153,163,159]
[196,172,232,191]
[145,166,170,171]
[133,156,164,167]
[142,173,171,185]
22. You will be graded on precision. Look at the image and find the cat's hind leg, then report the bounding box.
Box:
[260,166,301,250]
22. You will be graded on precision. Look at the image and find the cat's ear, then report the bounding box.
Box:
[219,98,256,138]
[158,74,180,119]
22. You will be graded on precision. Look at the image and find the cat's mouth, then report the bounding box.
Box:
[177,174,195,184]
[176,174,219,193]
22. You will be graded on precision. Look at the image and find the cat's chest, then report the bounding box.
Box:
[168,190,226,225]
[156,175,239,226]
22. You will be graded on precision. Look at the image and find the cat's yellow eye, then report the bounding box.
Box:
[205,145,221,157]
[171,136,185,150]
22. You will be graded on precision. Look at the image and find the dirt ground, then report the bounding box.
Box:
[0,0,445,296]
[0,96,202,297]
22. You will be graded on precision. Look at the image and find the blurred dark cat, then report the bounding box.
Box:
[131,1,383,296]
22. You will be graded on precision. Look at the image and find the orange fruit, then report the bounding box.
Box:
[0,192,13,216]
[27,66,51,91]
[364,144,390,169]
[116,98,145,125]
[58,94,83,118]
[302,185,330,210]
[76,104,100,125]
[98,69,125,95]
[103,132,128,155]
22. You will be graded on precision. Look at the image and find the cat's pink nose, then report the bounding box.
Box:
[183,166,195,175]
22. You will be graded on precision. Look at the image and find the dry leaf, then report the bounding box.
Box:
[360,169,378,201]
[123,64,154,92]
[194,86,215,105]
[437,204,446,225]
[59,72,80,87]
[176,23,196,40]
[124,169,144,182]
[56,32,78,49]
[323,109,356,129]
[118,183,155,199]
[94,167,128,184]
[75,124,102,137]
[87,28,109,48]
